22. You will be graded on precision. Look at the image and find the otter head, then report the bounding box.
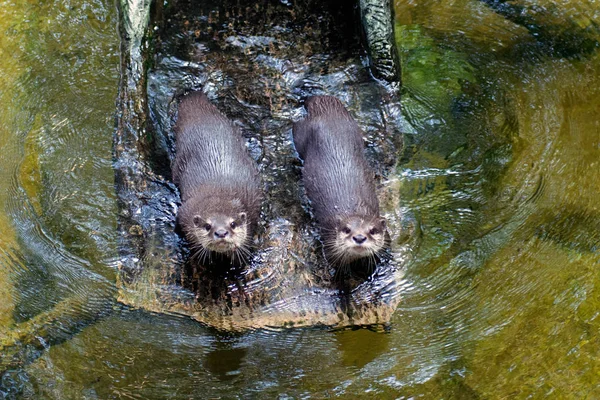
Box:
[188,212,249,255]
[325,215,387,265]
[179,195,251,263]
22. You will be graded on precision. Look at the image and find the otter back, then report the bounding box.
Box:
[173,92,260,203]
[292,96,379,227]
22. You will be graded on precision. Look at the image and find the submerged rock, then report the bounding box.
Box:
[114,0,415,331]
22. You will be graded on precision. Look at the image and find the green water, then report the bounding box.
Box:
[2,0,600,398]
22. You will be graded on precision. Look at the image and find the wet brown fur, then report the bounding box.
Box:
[293,96,386,267]
[173,91,262,262]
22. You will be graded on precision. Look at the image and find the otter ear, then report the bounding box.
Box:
[238,212,247,224]
[379,217,387,229]
[193,215,204,228]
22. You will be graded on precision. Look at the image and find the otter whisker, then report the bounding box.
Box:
[367,251,377,274]
[190,246,210,266]
[328,247,348,269]
[198,249,209,265]
[240,246,252,259]
[231,249,241,266]
[233,244,250,260]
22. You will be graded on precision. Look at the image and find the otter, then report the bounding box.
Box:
[293,96,387,268]
[172,91,262,264]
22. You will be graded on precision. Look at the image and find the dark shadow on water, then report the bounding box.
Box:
[335,327,391,369]
[204,340,248,382]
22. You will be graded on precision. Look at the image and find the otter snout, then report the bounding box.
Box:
[214,229,229,239]
[352,234,367,244]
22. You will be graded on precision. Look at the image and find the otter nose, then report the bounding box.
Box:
[214,229,229,239]
[352,234,367,244]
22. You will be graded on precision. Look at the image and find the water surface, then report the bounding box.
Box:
[1,0,600,398]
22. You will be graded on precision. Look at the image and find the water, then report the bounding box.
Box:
[1,0,600,398]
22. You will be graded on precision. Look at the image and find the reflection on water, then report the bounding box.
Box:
[1,0,600,398]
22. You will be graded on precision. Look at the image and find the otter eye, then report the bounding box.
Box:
[369,228,379,235]
[230,221,237,229]
[204,224,212,232]
[342,227,351,235]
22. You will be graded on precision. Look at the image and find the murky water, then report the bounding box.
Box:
[1,0,600,398]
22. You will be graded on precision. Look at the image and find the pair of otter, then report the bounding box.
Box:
[173,92,387,269]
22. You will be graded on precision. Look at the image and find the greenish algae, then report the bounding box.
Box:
[0,0,120,371]
[462,49,600,398]
[18,119,44,217]
[0,0,33,331]
[396,24,476,111]
[392,1,600,398]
